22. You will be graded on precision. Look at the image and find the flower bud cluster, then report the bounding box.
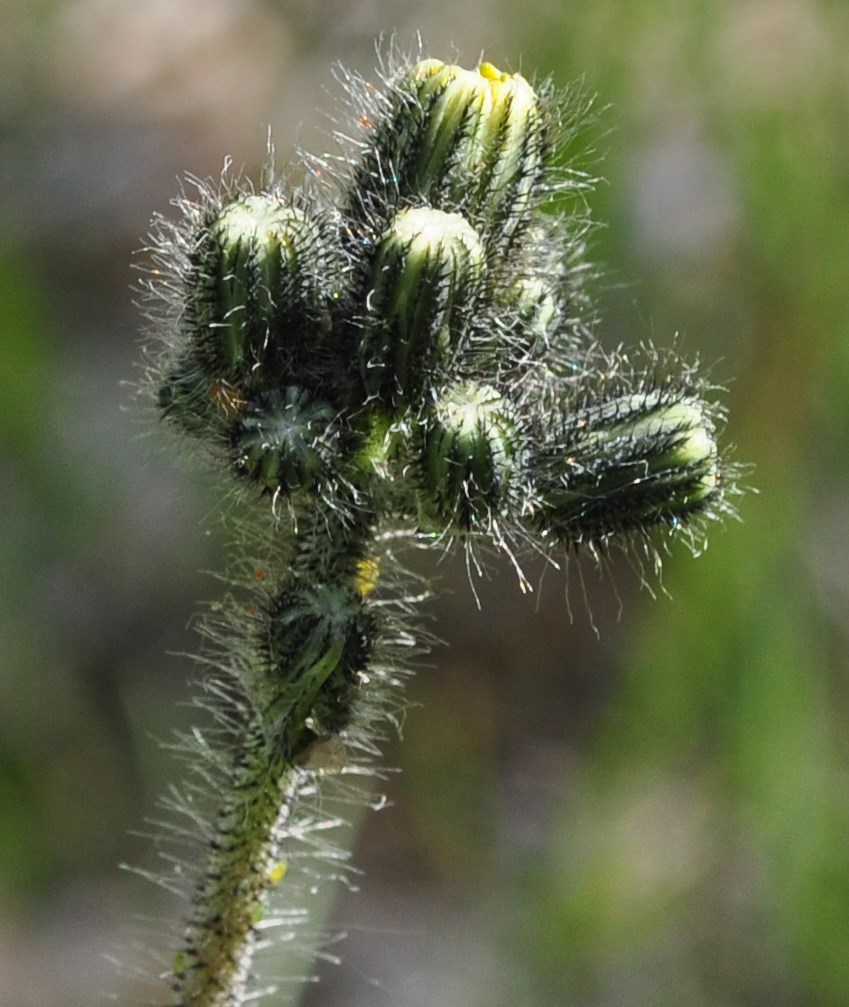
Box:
[136,45,740,1007]
[143,47,734,571]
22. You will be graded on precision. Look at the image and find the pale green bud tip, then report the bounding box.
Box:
[434,382,512,444]
[421,381,521,529]
[208,197,309,308]
[211,195,303,254]
[508,274,563,345]
[618,397,719,505]
[383,206,484,284]
[363,209,484,402]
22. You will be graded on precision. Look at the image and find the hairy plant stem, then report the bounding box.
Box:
[175,730,294,1007]
[171,495,379,1007]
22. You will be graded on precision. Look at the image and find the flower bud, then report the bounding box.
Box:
[412,60,543,225]
[349,59,545,239]
[499,221,590,359]
[264,582,376,753]
[232,387,338,494]
[507,274,565,354]
[534,390,720,544]
[190,194,332,384]
[361,207,484,404]
[420,381,522,530]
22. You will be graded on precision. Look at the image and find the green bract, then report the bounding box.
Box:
[264,581,375,753]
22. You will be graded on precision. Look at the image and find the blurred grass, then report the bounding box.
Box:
[2,2,849,1005]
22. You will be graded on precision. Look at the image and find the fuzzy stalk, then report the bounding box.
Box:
[173,727,295,1007]
[169,496,379,1007]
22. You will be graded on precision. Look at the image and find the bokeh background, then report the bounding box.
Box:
[2,1,848,1005]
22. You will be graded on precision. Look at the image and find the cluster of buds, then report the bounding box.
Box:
[147,52,730,563]
[138,48,736,1007]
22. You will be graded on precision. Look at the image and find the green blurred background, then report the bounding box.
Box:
[1,1,847,1004]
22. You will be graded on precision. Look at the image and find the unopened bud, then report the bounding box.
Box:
[349,60,545,239]
[534,390,720,544]
[420,381,522,529]
[190,194,331,384]
[232,387,338,494]
[265,582,376,753]
[500,223,587,361]
[361,207,484,404]
[508,274,564,350]
[412,60,543,226]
